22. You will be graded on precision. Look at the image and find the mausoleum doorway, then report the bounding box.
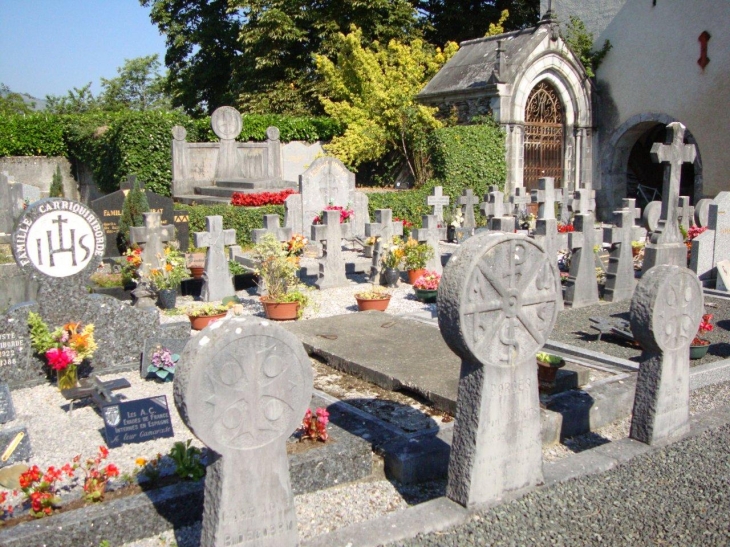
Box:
[523,81,565,191]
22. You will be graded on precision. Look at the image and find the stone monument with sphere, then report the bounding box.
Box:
[438,232,560,507]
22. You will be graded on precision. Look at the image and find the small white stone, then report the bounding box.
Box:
[199,336,210,346]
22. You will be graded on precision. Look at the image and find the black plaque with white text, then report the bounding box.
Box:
[102,395,174,448]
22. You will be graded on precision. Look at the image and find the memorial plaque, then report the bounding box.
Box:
[0,382,16,424]
[0,426,31,469]
[102,395,174,448]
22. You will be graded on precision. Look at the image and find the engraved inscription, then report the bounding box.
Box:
[0,333,23,367]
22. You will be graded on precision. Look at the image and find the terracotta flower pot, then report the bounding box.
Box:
[355,295,391,312]
[261,298,300,321]
[189,266,205,280]
[407,269,427,285]
[188,312,227,330]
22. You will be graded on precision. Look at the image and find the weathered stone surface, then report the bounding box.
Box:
[175,317,312,547]
[0,382,15,423]
[716,260,730,292]
[194,216,236,301]
[0,426,31,468]
[694,198,713,227]
[311,210,352,289]
[130,212,174,278]
[457,189,479,231]
[438,232,560,507]
[603,200,640,302]
[252,214,292,244]
[642,200,661,232]
[427,186,450,225]
[629,264,702,445]
[212,106,243,181]
[564,213,599,309]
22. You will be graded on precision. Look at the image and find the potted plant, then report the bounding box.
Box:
[146,345,179,381]
[412,271,441,303]
[402,238,435,284]
[147,246,190,309]
[690,313,713,359]
[184,302,232,330]
[185,248,206,279]
[631,240,645,258]
[121,246,142,288]
[536,351,566,392]
[27,312,97,390]
[379,238,404,287]
[354,285,392,312]
[253,233,310,320]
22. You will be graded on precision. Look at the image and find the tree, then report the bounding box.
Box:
[118,178,150,252]
[316,28,458,185]
[562,16,611,79]
[49,166,64,198]
[416,0,540,45]
[0,84,34,116]
[100,55,169,111]
[45,83,99,114]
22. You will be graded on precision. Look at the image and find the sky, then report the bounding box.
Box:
[0,0,168,100]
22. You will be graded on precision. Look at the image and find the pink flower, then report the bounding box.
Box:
[46,347,76,370]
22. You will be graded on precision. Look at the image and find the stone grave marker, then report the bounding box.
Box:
[690,192,730,287]
[0,172,37,235]
[531,177,560,263]
[427,186,450,225]
[413,215,443,274]
[481,188,516,232]
[365,209,404,284]
[141,338,189,380]
[5,198,189,387]
[174,316,312,547]
[642,122,697,273]
[252,214,292,244]
[439,232,560,507]
[194,216,237,301]
[130,212,175,279]
[212,106,243,181]
[559,185,573,223]
[509,187,531,218]
[564,213,599,308]
[312,209,353,289]
[0,427,31,469]
[603,199,641,302]
[629,264,702,445]
[457,189,479,232]
[677,196,693,231]
[0,382,16,424]
[286,156,369,238]
[694,198,713,227]
[716,260,730,291]
[642,201,662,233]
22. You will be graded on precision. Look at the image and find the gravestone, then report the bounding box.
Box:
[563,213,599,309]
[603,199,641,302]
[174,316,312,547]
[252,215,292,244]
[439,232,560,507]
[457,189,479,232]
[480,187,506,221]
[509,187,531,218]
[690,192,730,287]
[130,212,175,278]
[0,382,16,424]
[716,260,730,292]
[694,198,713,227]
[285,157,368,238]
[0,172,37,235]
[212,106,243,181]
[677,196,693,231]
[427,186,450,225]
[559,186,573,224]
[91,176,189,257]
[311,209,353,289]
[365,210,404,284]
[642,122,697,273]
[141,338,189,380]
[413,215,443,274]
[194,216,237,302]
[4,198,189,388]
[531,177,560,263]
[642,201,662,233]
[629,264,702,445]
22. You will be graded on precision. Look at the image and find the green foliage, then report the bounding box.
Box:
[367,188,432,228]
[99,55,169,111]
[168,440,205,481]
[562,16,612,78]
[118,177,150,251]
[0,83,34,116]
[45,83,99,115]
[194,114,342,143]
[49,165,64,198]
[27,312,54,355]
[183,203,285,249]
[252,232,299,300]
[316,27,458,185]
[0,113,66,157]
[428,118,507,201]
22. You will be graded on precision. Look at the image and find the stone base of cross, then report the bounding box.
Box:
[193,215,237,301]
[413,215,444,274]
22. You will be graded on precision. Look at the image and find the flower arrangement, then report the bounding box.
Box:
[135,453,163,484]
[355,285,392,300]
[381,238,405,269]
[364,235,379,246]
[298,407,330,442]
[230,188,297,206]
[557,222,575,233]
[449,208,464,228]
[413,271,441,291]
[253,233,306,303]
[313,204,354,225]
[147,246,190,291]
[28,312,97,377]
[148,345,180,381]
[184,302,232,318]
[77,446,120,503]
[402,238,435,271]
[286,233,308,257]
[121,246,142,285]
[394,217,414,238]
[692,313,713,347]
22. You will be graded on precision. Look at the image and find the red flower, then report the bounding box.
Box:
[231,189,297,206]
[45,347,76,370]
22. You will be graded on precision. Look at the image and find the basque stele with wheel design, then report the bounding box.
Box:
[440,234,560,368]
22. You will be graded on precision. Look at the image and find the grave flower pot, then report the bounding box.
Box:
[690,344,710,360]
[187,312,227,330]
[261,298,300,321]
[189,266,205,280]
[57,366,79,391]
[447,225,456,243]
[362,245,373,258]
[381,267,400,287]
[355,294,391,312]
[407,268,427,285]
[157,289,177,310]
[414,288,438,303]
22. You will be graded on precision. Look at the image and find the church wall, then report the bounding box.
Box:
[541,0,627,38]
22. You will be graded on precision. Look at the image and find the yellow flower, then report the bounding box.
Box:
[135,457,147,467]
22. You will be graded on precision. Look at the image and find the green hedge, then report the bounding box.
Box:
[182,203,285,249]
[366,188,432,229]
[0,113,66,157]
[428,119,507,202]
[193,114,342,143]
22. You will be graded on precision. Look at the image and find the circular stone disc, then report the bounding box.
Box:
[12,198,105,279]
[211,106,242,140]
[174,317,313,454]
[630,265,703,353]
[438,232,560,368]
[171,125,187,141]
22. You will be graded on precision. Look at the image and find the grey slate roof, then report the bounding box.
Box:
[418,24,552,100]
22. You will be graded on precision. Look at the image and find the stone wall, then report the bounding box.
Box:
[0,156,79,201]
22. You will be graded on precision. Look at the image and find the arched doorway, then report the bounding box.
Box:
[523,81,565,191]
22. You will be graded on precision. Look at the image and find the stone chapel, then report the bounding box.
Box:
[418,0,729,221]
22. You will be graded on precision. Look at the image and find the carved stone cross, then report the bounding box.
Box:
[194,215,237,301]
[413,215,443,274]
[564,213,599,308]
[603,201,639,302]
[427,186,450,224]
[480,186,506,220]
[252,214,292,244]
[570,188,596,215]
[458,189,479,229]
[509,187,531,217]
[531,177,557,221]
[365,209,403,284]
[312,210,352,289]
[130,212,174,278]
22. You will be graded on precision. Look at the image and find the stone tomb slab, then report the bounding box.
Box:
[284,312,462,414]
[0,382,16,424]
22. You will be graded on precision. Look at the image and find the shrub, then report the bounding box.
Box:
[182,203,285,249]
[0,113,66,157]
[118,177,150,251]
[49,165,64,198]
